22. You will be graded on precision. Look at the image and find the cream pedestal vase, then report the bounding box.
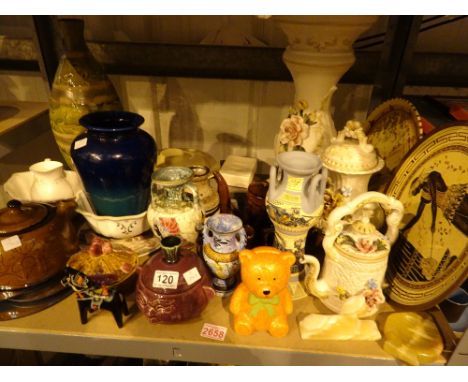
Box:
[274,16,379,154]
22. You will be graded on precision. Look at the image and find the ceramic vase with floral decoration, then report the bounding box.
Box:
[266,150,327,299]
[147,166,204,244]
[302,192,403,317]
[274,16,379,153]
[274,100,323,155]
[202,213,247,296]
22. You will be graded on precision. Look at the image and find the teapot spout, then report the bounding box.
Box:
[301,254,330,298]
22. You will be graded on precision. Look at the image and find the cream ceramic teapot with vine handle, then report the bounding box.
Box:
[302,191,403,317]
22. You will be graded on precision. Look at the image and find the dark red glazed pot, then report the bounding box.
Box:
[136,236,215,323]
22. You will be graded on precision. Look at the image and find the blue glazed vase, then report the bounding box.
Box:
[71,111,156,217]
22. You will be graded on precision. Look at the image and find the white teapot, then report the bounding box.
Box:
[302,191,403,317]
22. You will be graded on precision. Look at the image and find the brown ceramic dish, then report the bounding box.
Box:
[0,199,79,290]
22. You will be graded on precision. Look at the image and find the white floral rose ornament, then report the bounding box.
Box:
[279,114,310,151]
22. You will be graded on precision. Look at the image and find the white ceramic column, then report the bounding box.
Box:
[274,16,379,153]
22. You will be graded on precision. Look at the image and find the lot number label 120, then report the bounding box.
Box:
[152,270,179,289]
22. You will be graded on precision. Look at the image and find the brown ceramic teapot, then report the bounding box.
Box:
[136,235,215,323]
[0,199,79,290]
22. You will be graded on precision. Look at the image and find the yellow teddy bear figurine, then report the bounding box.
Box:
[229,246,296,337]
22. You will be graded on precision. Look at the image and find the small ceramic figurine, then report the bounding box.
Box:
[229,246,296,337]
[302,191,403,317]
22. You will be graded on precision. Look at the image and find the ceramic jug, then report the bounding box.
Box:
[190,165,231,217]
[29,158,74,202]
[202,213,247,295]
[147,166,204,244]
[302,191,403,317]
[266,151,327,271]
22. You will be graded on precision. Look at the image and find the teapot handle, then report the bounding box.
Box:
[325,191,404,247]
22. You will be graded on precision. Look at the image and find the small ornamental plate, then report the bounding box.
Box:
[366,98,423,174]
[385,124,468,310]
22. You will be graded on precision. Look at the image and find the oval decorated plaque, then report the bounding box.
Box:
[385,124,468,310]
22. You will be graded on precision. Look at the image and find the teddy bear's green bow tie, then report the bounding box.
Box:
[248,293,279,317]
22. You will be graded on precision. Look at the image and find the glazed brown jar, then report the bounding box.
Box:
[136,236,215,323]
[0,199,78,290]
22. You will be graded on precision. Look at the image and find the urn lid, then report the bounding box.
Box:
[0,200,49,235]
[334,217,389,257]
[321,120,384,175]
[138,236,209,295]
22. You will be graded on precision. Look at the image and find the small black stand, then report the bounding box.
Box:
[62,267,130,328]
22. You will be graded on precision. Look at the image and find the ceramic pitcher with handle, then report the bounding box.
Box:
[302,191,403,317]
[147,166,204,244]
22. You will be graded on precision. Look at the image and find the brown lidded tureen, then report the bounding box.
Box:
[136,236,215,323]
[0,199,78,290]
